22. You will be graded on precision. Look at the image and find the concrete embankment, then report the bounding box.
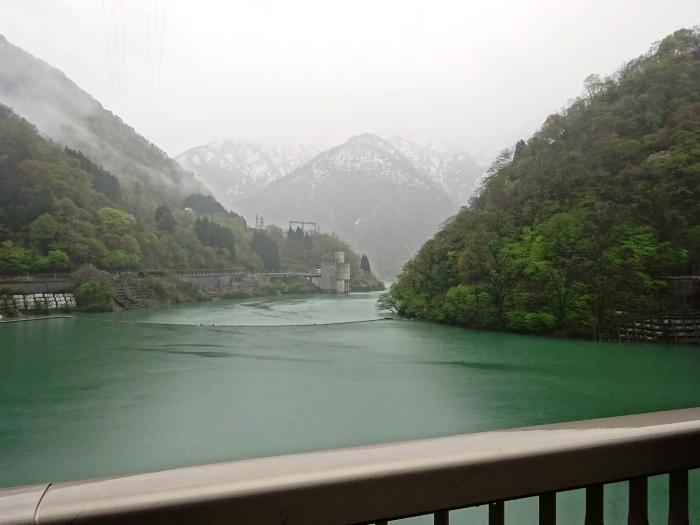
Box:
[0,292,77,314]
[601,311,700,343]
[1,269,372,315]
[175,271,274,297]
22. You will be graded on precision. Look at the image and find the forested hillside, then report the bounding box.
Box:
[0,104,248,273]
[0,34,205,205]
[0,104,377,283]
[382,28,700,338]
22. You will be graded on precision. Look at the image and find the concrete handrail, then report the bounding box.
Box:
[1,408,699,524]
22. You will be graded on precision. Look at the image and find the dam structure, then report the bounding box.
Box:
[317,250,351,294]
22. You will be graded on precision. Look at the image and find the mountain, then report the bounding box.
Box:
[385,136,485,203]
[0,34,205,203]
[0,35,381,299]
[175,140,323,208]
[178,136,484,208]
[234,133,460,278]
[384,27,700,338]
[176,136,482,277]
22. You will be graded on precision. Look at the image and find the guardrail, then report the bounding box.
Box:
[0,274,70,283]
[1,408,698,524]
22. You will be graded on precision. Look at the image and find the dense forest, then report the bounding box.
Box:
[381,28,700,338]
[0,103,379,287]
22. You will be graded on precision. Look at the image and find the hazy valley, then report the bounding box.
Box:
[177,134,484,277]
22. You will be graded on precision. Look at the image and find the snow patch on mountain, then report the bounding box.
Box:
[175,139,323,207]
[233,133,459,278]
[385,135,486,203]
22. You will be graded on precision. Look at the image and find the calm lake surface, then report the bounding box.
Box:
[1,290,698,523]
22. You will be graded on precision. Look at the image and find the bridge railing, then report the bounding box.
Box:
[1,408,698,525]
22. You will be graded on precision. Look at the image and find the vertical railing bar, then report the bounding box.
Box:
[628,476,648,525]
[539,491,556,525]
[668,470,689,525]
[489,501,504,525]
[434,510,449,525]
[585,484,604,525]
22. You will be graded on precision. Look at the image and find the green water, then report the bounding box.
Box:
[1,291,698,523]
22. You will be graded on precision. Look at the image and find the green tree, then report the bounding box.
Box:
[98,207,136,236]
[74,277,116,312]
[0,241,30,273]
[360,254,371,274]
[47,250,71,271]
[155,205,176,232]
[376,286,400,314]
[251,230,280,271]
[29,213,59,253]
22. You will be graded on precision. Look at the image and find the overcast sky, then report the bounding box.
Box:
[2,0,698,159]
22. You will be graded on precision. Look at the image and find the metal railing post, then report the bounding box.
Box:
[539,491,556,525]
[489,501,504,525]
[668,470,689,525]
[434,510,449,525]
[585,484,604,525]
[628,476,648,525]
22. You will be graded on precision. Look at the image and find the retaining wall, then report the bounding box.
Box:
[178,272,271,291]
[602,311,700,343]
[178,273,273,297]
[0,279,72,294]
[0,293,77,313]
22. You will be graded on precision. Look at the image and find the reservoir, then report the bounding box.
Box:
[1,290,699,523]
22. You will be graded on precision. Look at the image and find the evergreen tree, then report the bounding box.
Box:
[154,205,176,232]
[303,233,314,250]
[360,254,371,274]
[193,216,236,261]
[252,230,280,271]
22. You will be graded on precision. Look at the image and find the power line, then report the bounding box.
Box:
[120,0,128,122]
[148,0,160,138]
[131,0,141,130]
[101,0,116,110]
[145,0,152,132]
[100,0,169,141]
[151,0,167,143]
[111,0,123,116]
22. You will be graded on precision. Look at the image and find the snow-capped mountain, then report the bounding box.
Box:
[385,136,485,203]
[175,140,323,207]
[176,135,484,277]
[178,136,484,208]
[235,134,459,278]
